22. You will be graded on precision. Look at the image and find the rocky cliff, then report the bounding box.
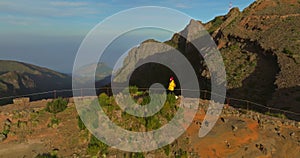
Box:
[113,0,300,119]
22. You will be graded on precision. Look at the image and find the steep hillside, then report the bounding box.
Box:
[206,0,300,115]
[113,0,300,119]
[0,60,71,103]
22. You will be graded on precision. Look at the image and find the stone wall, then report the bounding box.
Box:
[12,97,30,106]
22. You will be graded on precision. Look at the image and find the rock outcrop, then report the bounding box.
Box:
[113,0,300,120]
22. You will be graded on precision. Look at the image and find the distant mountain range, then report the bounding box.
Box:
[0,60,71,103]
[0,60,112,104]
[73,62,112,84]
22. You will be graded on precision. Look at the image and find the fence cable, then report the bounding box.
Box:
[0,87,299,116]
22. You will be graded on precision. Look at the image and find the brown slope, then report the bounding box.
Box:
[206,0,300,117]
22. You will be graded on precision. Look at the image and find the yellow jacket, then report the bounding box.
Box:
[168,80,176,91]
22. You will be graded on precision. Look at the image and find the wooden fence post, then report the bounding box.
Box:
[53,90,56,99]
[227,98,230,106]
[246,101,249,110]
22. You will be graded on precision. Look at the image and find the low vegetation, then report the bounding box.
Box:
[77,116,86,131]
[221,45,257,88]
[47,116,60,128]
[282,47,300,63]
[87,135,108,157]
[35,152,57,158]
[45,97,68,114]
[96,90,177,132]
[78,89,182,156]
[207,16,224,34]
[265,112,287,119]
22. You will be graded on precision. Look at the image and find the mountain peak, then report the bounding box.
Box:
[227,7,240,17]
[180,19,205,42]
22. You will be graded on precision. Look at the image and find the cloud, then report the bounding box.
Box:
[174,3,191,9]
[0,15,36,26]
[0,0,100,18]
[50,1,88,7]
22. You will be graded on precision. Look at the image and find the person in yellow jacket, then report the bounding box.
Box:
[168,76,176,93]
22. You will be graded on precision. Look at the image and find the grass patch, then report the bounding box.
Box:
[77,116,86,131]
[45,97,68,114]
[87,135,108,157]
[47,116,60,128]
[35,152,57,158]
[207,16,224,34]
[97,91,178,132]
[163,144,171,156]
[265,112,286,119]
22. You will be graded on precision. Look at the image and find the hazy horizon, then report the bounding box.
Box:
[0,0,255,73]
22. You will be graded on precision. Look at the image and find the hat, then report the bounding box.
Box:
[170,76,174,81]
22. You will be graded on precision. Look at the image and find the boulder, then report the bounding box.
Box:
[0,133,6,142]
[256,143,267,155]
[231,125,238,132]
[4,118,12,126]
[220,117,228,123]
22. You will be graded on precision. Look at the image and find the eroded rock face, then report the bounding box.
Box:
[179,19,206,44]
[112,19,214,93]
[113,19,210,83]
[113,41,173,83]
[206,0,300,117]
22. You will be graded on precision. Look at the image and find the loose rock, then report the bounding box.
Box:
[232,125,238,132]
[220,117,227,123]
[0,133,7,142]
[4,118,12,126]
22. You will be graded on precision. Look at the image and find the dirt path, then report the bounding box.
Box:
[185,109,260,157]
[0,139,45,158]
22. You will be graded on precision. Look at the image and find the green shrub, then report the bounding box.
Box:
[131,153,145,158]
[229,44,240,51]
[87,135,108,156]
[208,16,224,34]
[265,112,286,119]
[129,86,139,95]
[167,93,176,105]
[99,93,109,106]
[159,100,176,121]
[45,97,68,114]
[175,148,188,158]
[35,153,57,158]
[163,144,171,156]
[141,95,151,105]
[77,116,86,130]
[145,116,161,130]
[282,48,293,56]
[48,116,60,128]
[2,129,10,136]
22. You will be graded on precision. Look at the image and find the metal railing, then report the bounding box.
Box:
[0,87,299,119]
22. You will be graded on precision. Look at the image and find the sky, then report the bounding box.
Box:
[0,0,255,73]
